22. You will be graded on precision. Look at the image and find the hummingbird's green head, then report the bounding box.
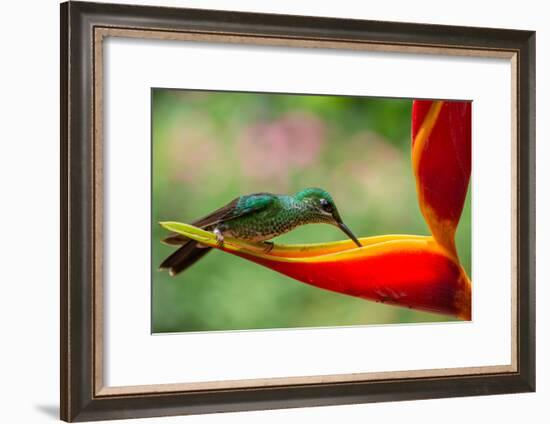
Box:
[294,188,362,247]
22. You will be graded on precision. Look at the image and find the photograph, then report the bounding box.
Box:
[151,90,472,333]
[56,2,536,421]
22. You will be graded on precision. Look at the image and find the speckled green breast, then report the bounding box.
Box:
[223,196,324,242]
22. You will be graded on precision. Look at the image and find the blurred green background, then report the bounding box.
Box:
[152,89,471,333]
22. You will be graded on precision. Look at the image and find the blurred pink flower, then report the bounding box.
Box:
[238,112,325,189]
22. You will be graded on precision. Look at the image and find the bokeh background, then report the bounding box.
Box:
[152,89,471,333]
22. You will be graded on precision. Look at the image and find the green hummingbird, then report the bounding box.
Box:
[159,187,361,276]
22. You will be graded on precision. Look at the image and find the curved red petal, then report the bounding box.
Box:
[412,100,471,255]
[233,240,471,319]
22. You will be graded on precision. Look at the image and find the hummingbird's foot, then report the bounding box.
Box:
[262,241,274,253]
[213,227,225,248]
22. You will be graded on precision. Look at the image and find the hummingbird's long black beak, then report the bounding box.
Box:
[337,222,362,247]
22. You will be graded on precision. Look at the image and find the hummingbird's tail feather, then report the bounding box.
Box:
[159,240,212,276]
[161,233,189,246]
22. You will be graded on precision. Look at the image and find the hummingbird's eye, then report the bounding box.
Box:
[319,198,332,212]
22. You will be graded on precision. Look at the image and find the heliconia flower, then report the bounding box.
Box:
[161,100,472,320]
[412,100,472,257]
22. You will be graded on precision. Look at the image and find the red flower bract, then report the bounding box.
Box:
[412,100,472,256]
[232,237,470,318]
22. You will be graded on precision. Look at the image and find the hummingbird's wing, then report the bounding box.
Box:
[192,193,276,229]
[161,193,276,245]
[159,194,277,276]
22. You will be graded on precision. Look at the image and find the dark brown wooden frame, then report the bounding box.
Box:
[60,1,536,421]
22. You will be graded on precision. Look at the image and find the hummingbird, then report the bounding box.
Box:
[159,187,362,276]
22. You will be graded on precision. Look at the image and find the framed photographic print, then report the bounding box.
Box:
[60,1,535,422]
